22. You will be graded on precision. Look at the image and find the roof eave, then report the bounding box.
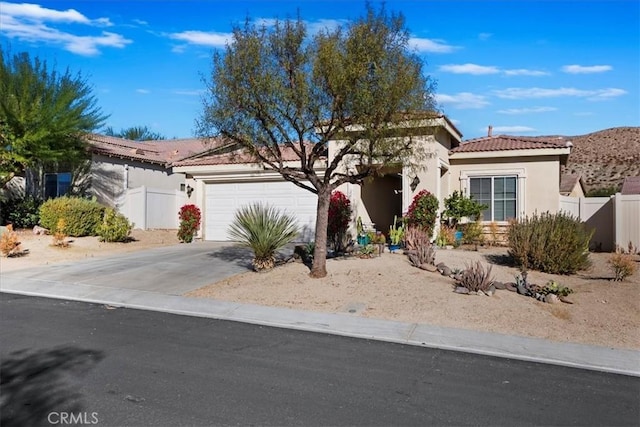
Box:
[449,147,571,160]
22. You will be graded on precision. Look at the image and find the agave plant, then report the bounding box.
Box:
[228,203,300,271]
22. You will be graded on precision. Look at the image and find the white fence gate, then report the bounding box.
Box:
[560,194,640,252]
[119,186,187,230]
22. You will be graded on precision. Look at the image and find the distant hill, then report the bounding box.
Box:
[541,127,640,192]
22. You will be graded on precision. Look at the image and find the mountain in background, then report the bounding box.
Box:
[540,127,640,192]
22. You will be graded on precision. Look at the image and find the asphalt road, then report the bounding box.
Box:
[1,293,638,427]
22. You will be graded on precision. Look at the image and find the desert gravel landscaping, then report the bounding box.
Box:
[2,230,638,351]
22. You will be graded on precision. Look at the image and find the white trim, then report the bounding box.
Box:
[461,172,525,221]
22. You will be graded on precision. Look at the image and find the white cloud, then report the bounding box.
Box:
[562,64,612,74]
[409,37,458,53]
[439,63,548,76]
[136,89,150,94]
[494,87,627,100]
[0,2,129,55]
[169,30,231,47]
[497,106,557,114]
[435,92,490,109]
[503,69,550,76]
[478,32,492,41]
[488,126,536,134]
[439,63,499,75]
[132,18,148,26]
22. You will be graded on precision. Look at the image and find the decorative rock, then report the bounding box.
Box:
[545,294,559,304]
[559,296,574,304]
[454,286,469,294]
[436,262,446,270]
[453,273,463,282]
[477,290,486,296]
[486,285,496,296]
[440,266,452,277]
[493,281,505,290]
[420,263,438,272]
[505,282,517,292]
[469,291,478,296]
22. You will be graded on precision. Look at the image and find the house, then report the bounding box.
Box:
[86,134,215,207]
[559,174,586,197]
[621,176,640,195]
[173,144,326,241]
[174,115,573,241]
[448,133,572,222]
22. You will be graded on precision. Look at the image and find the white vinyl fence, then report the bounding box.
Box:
[119,186,186,230]
[559,194,640,252]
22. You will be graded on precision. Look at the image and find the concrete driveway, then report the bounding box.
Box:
[0,242,254,296]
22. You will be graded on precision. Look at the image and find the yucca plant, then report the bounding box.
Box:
[228,203,300,271]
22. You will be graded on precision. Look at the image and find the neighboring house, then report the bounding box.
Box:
[87,134,213,207]
[559,174,586,197]
[174,115,573,241]
[621,176,640,195]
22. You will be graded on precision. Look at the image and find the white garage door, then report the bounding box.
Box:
[204,181,317,241]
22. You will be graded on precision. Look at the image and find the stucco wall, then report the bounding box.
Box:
[90,154,185,207]
[449,154,562,220]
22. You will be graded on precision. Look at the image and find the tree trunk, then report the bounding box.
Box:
[310,186,331,278]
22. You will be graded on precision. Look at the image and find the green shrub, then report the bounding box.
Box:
[405,190,439,236]
[1,196,41,228]
[39,196,105,237]
[96,208,133,242]
[228,203,300,271]
[442,191,486,226]
[508,211,593,274]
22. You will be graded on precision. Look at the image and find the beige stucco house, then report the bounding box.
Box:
[173,114,573,241]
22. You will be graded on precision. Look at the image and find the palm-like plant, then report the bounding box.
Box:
[228,203,300,271]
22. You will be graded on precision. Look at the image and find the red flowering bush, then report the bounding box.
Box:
[405,190,439,236]
[178,204,201,243]
[328,191,352,253]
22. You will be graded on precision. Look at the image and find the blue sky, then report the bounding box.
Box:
[1,0,638,139]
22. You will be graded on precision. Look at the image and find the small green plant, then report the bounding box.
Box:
[39,196,105,237]
[608,247,637,281]
[461,220,485,246]
[540,280,574,297]
[508,211,593,274]
[359,244,376,257]
[228,203,300,271]
[405,190,439,236]
[177,204,201,243]
[457,261,494,292]
[389,215,404,246]
[96,208,133,242]
[356,216,364,237]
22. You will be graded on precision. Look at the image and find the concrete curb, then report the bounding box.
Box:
[2,276,639,378]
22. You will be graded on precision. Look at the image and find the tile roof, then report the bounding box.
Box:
[560,174,582,195]
[450,135,570,153]
[621,176,640,195]
[173,143,322,167]
[87,134,224,166]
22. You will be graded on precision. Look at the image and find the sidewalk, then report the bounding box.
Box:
[2,274,639,377]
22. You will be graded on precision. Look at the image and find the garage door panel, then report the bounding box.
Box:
[205,181,317,241]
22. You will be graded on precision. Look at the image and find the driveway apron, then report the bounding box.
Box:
[0,242,253,296]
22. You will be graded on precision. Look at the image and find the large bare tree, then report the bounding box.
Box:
[198,5,436,277]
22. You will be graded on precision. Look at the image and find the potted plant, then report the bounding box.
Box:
[388,215,404,252]
[373,231,386,256]
[356,216,369,245]
[442,191,487,242]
